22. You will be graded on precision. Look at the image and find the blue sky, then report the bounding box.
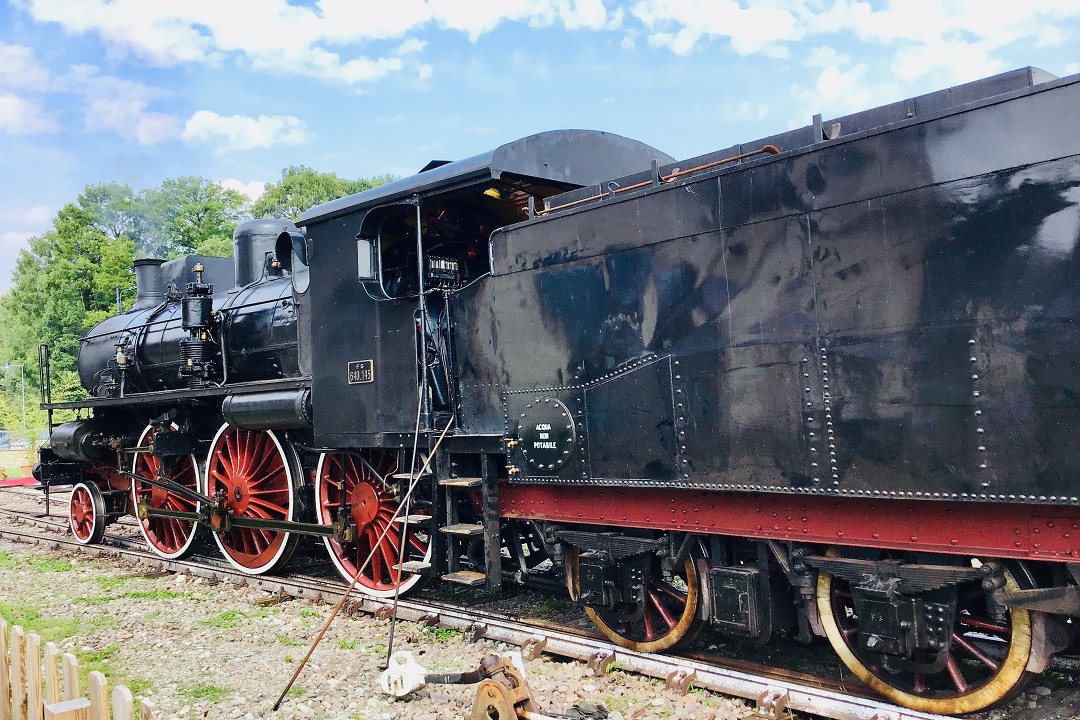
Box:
[1,0,1078,291]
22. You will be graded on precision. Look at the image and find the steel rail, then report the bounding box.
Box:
[0,513,951,720]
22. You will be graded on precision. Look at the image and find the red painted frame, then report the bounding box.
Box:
[500,484,1080,561]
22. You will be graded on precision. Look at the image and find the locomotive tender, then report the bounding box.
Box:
[37,67,1080,714]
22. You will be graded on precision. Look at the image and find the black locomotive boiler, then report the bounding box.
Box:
[37,67,1080,714]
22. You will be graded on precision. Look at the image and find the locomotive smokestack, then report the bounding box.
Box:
[132,258,165,310]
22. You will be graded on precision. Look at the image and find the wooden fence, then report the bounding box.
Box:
[0,619,155,720]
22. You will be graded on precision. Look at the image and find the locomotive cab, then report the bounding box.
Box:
[298,130,676,447]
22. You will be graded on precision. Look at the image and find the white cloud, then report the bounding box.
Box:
[891,38,1007,86]
[0,231,34,291]
[806,45,850,69]
[182,111,313,152]
[418,64,434,80]
[628,0,1080,83]
[21,206,55,227]
[0,94,59,134]
[62,65,182,143]
[21,0,623,85]
[0,205,55,290]
[219,179,266,203]
[0,230,34,250]
[0,43,51,89]
[787,63,902,129]
[1067,63,1080,75]
[134,112,184,145]
[395,38,427,56]
[632,0,797,56]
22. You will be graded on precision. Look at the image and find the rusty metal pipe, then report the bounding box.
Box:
[538,144,781,217]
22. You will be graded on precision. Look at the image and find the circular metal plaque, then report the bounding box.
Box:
[517,397,577,472]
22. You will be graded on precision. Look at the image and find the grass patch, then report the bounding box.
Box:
[125,677,155,698]
[124,589,189,601]
[337,639,359,650]
[276,634,306,647]
[71,596,115,606]
[0,601,83,643]
[80,644,118,663]
[422,626,459,642]
[534,597,572,618]
[203,610,244,629]
[182,683,229,702]
[299,607,321,618]
[76,645,134,694]
[287,686,306,697]
[367,644,388,659]
[27,556,75,573]
[0,551,19,569]
[604,695,632,713]
[90,576,131,590]
[70,589,189,606]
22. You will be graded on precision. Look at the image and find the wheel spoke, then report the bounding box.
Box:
[654,579,688,603]
[642,603,657,641]
[956,615,1009,635]
[248,496,287,517]
[952,633,1001,671]
[649,588,678,630]
[946,656,969,693]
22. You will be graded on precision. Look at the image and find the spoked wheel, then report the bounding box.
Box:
[314,452,432,597]
[817,551,1034,714]
[131,424,202,559]
[69,481,105,545]
[568,547,706,653]
[205,425,298,575]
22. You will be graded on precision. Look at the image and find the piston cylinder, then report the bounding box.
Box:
[221,389,312,429]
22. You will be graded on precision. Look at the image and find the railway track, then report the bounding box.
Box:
[0,487,958,720]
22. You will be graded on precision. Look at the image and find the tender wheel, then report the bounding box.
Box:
[131,424,202,559]
[817,552,1033,714]
[69,481,105,545]
[314,452,432,597]
[205,425,298,575]
[568,548,705,653]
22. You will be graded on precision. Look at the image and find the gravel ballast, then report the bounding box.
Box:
[0,537,749,720]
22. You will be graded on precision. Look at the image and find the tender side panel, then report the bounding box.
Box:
[454,78,1080,502]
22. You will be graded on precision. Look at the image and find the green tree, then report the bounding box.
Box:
[0,202,134,410]
[252,166,393,220]
[78,182,141,241]
[139,177,248,258]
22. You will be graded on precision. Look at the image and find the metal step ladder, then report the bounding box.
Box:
[389,470,437,579]
[437,452,501,592]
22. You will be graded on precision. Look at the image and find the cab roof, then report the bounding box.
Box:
[298,129,674,226]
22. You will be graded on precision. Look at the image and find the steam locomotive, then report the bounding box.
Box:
[37,66,1080,714]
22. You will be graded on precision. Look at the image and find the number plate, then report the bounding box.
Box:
[347,360,374,384]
